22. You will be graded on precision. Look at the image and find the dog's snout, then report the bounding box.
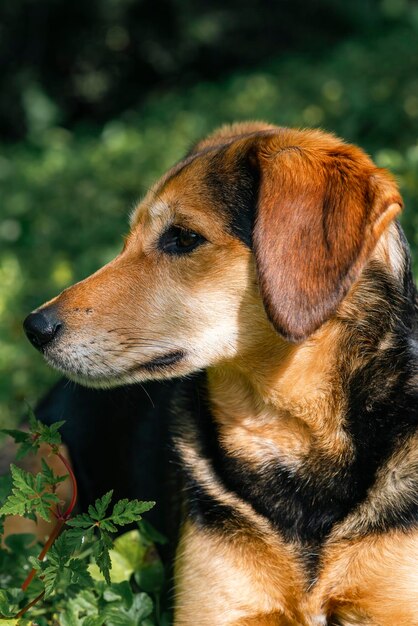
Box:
[23,308,63,351]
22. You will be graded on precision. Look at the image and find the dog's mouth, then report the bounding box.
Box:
[127,350,185,373]
[43,346,186,387]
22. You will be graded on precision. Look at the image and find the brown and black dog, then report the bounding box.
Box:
[24,123,418,625]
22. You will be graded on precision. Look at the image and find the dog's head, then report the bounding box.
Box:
[23,123,402,387]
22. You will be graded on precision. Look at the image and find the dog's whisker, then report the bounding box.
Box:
[107,328,180,337]
[138,383,155,408]
[115,339,178,348]
[105,345,178,354]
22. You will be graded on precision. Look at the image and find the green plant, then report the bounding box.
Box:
[0,412,169,625]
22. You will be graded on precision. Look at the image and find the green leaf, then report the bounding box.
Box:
[0,589,14,618]
[61,526,90,553]
[67,495,155,587]
[60,607,79,626]
[67,512,95,529]
[137,519,167,546]
[111,500,155,526]
[103,582,133,609]
[27,406,39,431]
[0,474,12,502]
[2,413,65,460]
[76,588,100,609]
[42,564,62,597]
[89,490,113,520]
[99,519,118,533]
[93,531,112,584]
[0,535,41,590]
[113,530,147,572]
[89,548,134,584]
[83,617,106,626]
[68,558,94,587]
[8,464,36,496]
[28,555,42,571]
[1,429,29,443]
[0,464,60,521]
[4,533,37,554]
[134,557,164,594]
[0,475,12,536]
[59,589,99,626]
[68,497,154,532]
[48,530,77,564]
[0,588,24,618]
[103,592,153,626]
[37,531,91,597]
[0,492,26,517]
[1,429,37,461]
[41,457,68,485]
[27,408,65,448]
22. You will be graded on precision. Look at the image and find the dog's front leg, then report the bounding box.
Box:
[305,531,418,626]
[174,520,306,626]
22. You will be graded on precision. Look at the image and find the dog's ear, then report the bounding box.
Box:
[251,133,402,341]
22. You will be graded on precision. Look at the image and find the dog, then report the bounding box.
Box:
[23,122,418,625]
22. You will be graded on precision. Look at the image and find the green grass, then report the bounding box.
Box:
[1,18,418,428]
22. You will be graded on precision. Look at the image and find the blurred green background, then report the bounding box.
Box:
[1,0,418,429]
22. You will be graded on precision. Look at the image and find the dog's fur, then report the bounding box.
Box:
[26,123,418,625]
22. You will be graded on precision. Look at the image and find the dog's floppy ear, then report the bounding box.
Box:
[251,132,402,341]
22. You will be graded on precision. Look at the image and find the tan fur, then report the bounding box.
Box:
[306,532,418,625]
[175,521,307,626]
[207,318,351,469]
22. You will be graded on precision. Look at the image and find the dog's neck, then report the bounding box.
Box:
[207,222,417,468]
[207,322,350,467]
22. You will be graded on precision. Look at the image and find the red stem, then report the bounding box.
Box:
[57,451,78,519]
[21,518,65,591]
[15,590,46,618]
[20,448,78,595]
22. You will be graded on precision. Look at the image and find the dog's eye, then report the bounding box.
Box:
[159,226,206,254]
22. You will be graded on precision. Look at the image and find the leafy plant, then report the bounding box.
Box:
[0,412,169,625]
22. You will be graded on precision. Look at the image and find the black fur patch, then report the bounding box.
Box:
[204,147,260,247]
[182,473,246,533]
[177,379,351,543]
[174,243,418,548]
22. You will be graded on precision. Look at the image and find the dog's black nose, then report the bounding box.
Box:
[23,308,63,351]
